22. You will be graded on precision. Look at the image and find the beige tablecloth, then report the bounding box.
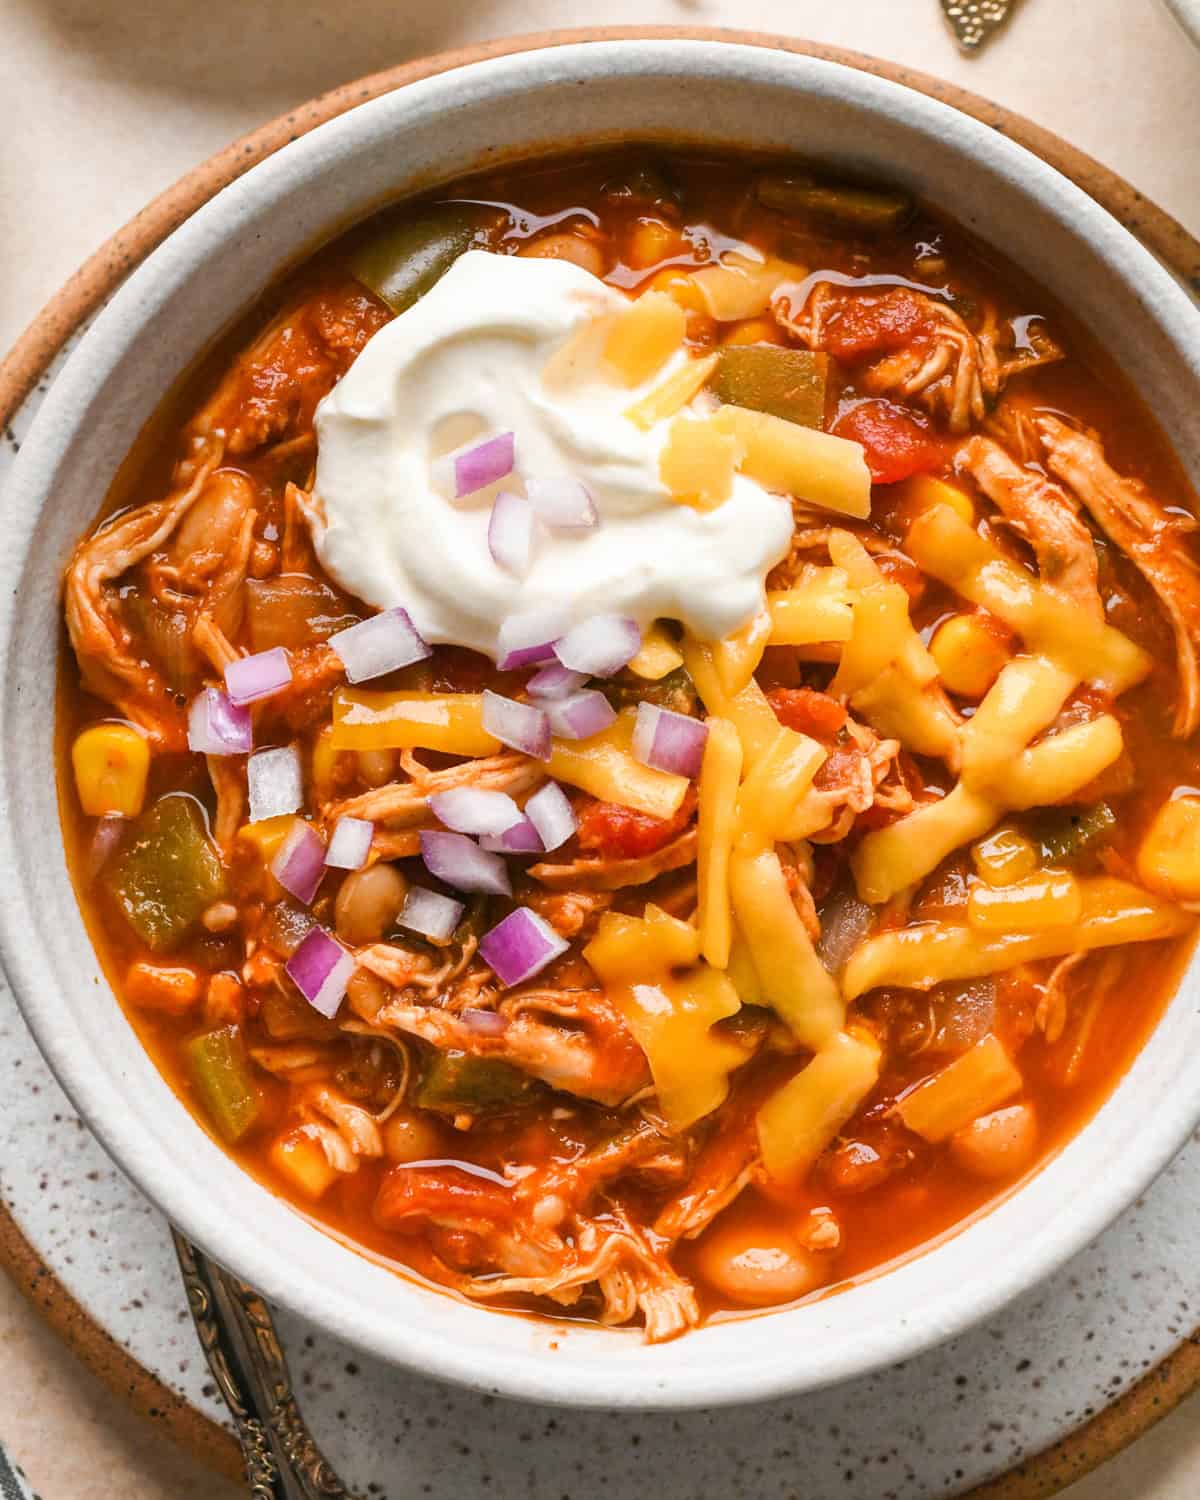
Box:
[2,1,1199,1495]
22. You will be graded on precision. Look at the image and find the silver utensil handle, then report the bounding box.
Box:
[173,1231,357,1499]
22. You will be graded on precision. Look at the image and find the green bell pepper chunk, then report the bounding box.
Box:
[350,204,486,314]
[712,346,829,428]
[103,794,226,952]
[186,1026,262,1144]
[757,175,915,235]
[415,1051,533,1114]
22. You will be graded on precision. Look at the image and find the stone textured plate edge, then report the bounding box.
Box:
[0,24,1197,1497]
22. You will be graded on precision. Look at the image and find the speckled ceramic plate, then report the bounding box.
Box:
[1,28,1199,1497]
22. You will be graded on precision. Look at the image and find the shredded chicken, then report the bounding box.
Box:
[330,752,543,826]
[376,988,648,1106]
[298,1084,385,1174]
[777,283,1061,434]
[956,435,1103,618]
[63,440,223,747]
[529,828,698,891]
[206,754,245,852]
[1039,414,1200,735]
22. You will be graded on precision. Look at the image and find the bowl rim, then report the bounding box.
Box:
[3,34,1200,1413]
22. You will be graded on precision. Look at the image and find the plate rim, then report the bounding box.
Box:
[1,25,1197,1497]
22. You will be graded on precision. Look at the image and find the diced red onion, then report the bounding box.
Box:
[270,819,327,906]
[526,476,597,530]
[432,431,515,500]
[247,745,304,824]
[480,906,569,988]
[479,816,545,854]
[526,662,588,700]
[419,830,512,896]
[488,491,535,577]
[631,702,709,778]
[460,1007,509,1036]
[554,615,641,677]
[285,926,355,1019]
[482,690,551,761]
[397,885,465,945]
[524,781,576,853]
[545,689,616,741]
[187,687,252,756]
[496,608,570,670]
[329,608,431,685]
[429,787,523,836]
[225,646,293,706]
[325,815,375,871]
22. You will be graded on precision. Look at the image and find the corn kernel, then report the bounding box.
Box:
[623,216,685,270]
[721,316,785,347]
[931,614,1012,698]
[125,960,203,1016]
[237,813,294,863]
[1136,795,1200,901]
[901,474,975,526]
[269,1128,339,1200]
[72,723,150,817]
[971,826,1039,887]
[967,871,1082,932]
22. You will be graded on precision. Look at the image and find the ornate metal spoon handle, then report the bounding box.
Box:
[172,1231,358,1499]
[940,0,1016,50]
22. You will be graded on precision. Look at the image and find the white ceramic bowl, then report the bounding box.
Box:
[3,40,1200,1410]
[1164,0,1200,47]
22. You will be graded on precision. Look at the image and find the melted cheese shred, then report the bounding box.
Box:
[852,503,1149,905]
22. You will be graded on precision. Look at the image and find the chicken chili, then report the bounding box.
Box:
[61,152,1200,1338]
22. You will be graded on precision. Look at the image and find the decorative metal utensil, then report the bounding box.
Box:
[174,1232,357,1499]
[940,0,1016,50]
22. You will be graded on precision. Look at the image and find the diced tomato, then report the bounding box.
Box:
[575,788,696,860]
[820,288,932,363]
[767,687,848,740]
[833,399,944,485]
[374,1164,515,1234]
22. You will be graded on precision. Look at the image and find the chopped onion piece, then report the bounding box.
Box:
[87,814,125,881]
[225,646,293,706]
[554,614,642,677]
[524,781,576,853]
[526,662,588,700]
[429,787,523,836]
[329,608,431,684]
[247,745,303,824]
[187,687,252,756]
[325,815,375,871]
[461,1007,508,1036]
[285,926,355,1019]
[496,608,570,670]
[488,491,535,577]
[480,907,569,988]
[545,689,616,741]
[632,702,709,778]
[419,830,512,896]
[482,690,551,761]
[480,816,545,854]
[526,476,597,530]
[270,819,327,905]
[398,886,465,945]
[432,431,515,500]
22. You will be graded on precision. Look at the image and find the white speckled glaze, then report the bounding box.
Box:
[1,41,1199,1410]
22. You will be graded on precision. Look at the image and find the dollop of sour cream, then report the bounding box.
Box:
[311,250,793,656]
